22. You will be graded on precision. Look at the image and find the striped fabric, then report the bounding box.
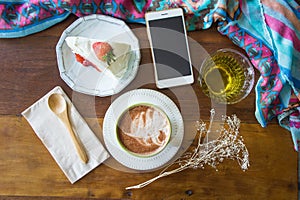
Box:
[0,0,151,38]
[212,0,300,151]
[1,0,300,149]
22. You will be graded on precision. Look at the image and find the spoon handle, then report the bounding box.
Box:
[61,114,89,164]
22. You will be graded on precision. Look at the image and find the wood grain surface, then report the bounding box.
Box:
[0,15,297,200]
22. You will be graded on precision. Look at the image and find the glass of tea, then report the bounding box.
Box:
[199,48,255,104]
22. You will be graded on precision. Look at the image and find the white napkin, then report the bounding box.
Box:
[22,86,110,183]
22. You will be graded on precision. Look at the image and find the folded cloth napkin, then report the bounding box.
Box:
[22,86,110,183]
[2,0,300,149]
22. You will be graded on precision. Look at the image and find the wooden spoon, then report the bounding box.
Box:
[48,93,88,164]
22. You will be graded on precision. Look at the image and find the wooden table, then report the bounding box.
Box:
[0,15,297,200]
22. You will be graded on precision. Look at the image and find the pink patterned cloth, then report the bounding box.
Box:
[0,0,151,38]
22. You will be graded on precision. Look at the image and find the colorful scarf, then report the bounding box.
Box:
[1,0,300,150]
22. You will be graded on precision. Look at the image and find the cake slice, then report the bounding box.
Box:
[65,36,132,79]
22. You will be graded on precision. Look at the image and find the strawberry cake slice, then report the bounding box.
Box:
[65,36,132,79]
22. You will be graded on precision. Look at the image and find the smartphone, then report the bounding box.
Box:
[145,8,194,89]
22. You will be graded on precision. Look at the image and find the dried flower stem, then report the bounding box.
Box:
[126,109,250,190]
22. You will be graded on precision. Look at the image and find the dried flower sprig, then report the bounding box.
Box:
[126,109,250,190]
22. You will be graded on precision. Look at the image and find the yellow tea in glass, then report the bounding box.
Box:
[199,49,254,104]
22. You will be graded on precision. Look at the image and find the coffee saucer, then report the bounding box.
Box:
[103,89,184,171]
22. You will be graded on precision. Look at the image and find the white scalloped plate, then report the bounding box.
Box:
[103,89,184,171]
[56,14,140,97]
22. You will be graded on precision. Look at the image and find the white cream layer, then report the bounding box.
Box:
[65,36,131,79]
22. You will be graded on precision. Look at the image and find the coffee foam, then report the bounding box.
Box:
[122,106,170,147]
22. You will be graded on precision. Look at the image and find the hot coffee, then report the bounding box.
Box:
[116,104,171,157]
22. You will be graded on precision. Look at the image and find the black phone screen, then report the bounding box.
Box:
[148,16,192,80]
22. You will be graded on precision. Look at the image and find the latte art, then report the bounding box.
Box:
[117,105,171,156]
[125,107,169,146]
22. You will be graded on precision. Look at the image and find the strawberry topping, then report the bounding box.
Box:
[92,42,115,65]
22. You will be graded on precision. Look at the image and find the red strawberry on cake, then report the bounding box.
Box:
[92,42,115,65]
